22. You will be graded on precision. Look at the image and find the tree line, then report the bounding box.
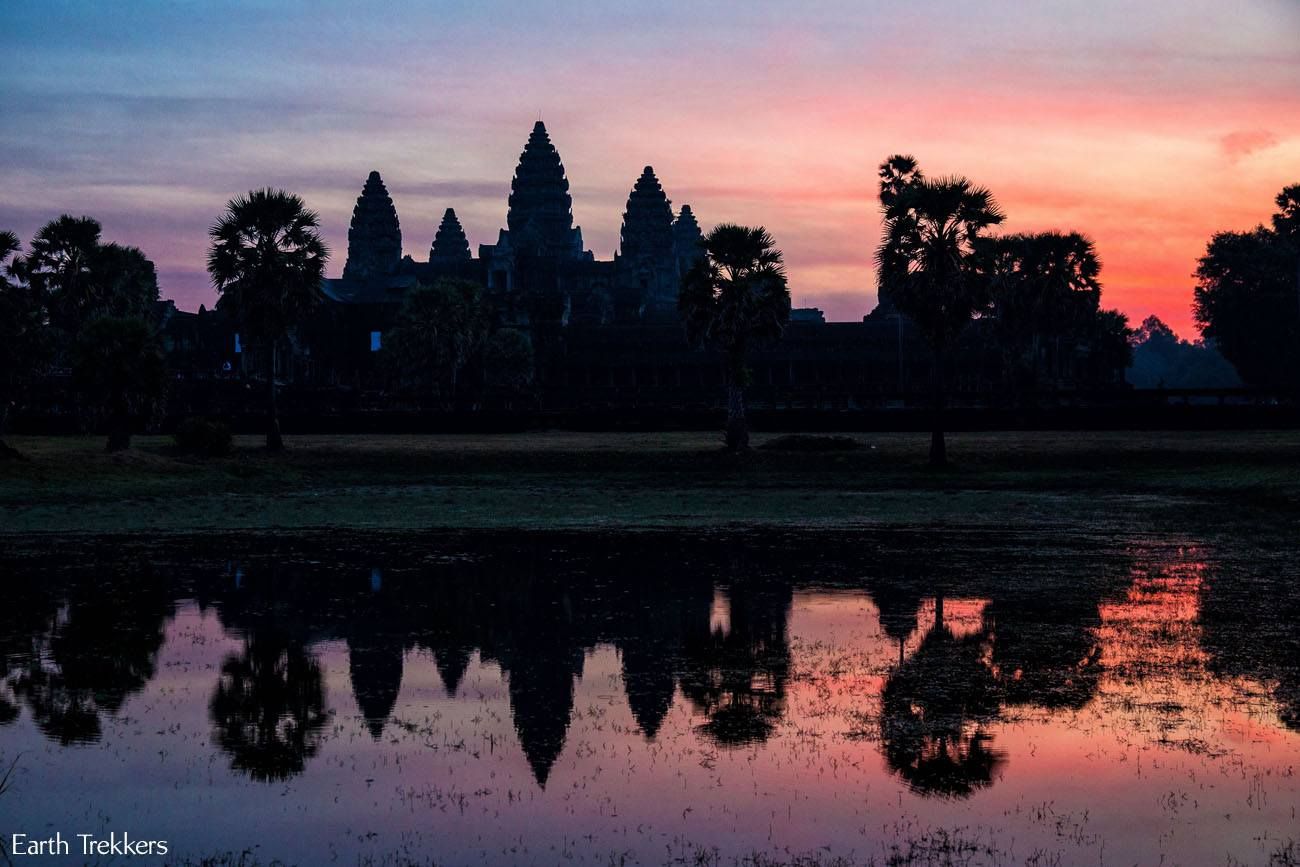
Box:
[687,160,1298,463]
[1,172,1296,462]
[688,156,1131,463]
[0,217,164,455]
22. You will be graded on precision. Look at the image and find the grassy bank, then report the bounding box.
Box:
[2,430,1298,534]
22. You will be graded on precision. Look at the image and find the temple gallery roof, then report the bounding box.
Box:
[320,274,418,305]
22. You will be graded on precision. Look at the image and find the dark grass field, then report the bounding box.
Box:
[2,430,1298,535]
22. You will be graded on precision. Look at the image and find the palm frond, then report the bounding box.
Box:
[207,189,329,340]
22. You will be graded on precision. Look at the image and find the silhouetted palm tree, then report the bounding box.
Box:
[207,189,328,451]
[0,231,21,278]
[679,581,792,747]
[18,217,159,333]
[679,224,790,450]
[876,156,1004,466]
[210,634,328,782]
[985,231,1102,395]
[19,215,99,336]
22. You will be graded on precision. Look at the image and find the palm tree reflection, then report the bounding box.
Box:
[680,581,792,747]
[210,632,328,782]
[879,595,1005,798]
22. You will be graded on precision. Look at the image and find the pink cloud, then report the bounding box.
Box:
[1219,129,1280,161]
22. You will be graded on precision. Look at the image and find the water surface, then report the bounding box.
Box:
[1,530,1297,865]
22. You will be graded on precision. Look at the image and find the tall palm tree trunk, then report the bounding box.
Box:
[267,343,283,451]
[726,383,749,451]
[930,345,948,467]
[725,349,749,451]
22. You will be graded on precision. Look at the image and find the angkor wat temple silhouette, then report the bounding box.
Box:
[155,121,1126,410]
[330,121,703,326]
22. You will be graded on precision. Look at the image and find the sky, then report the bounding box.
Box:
[2,0,1298,337]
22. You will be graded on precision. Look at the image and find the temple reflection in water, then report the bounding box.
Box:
[1,531,1297,798]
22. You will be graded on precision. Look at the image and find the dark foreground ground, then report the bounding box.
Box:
[2,430,1297,535]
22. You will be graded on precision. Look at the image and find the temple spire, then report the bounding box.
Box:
[430,208,471,262]
[615,166,681,319]
[673,204,705,274]
[619,166,675,263]
[506,121,581,258]
[343,170,402,283]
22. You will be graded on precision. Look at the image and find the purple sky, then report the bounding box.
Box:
[2,0,1298,334]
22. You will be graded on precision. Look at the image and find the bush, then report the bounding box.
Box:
[174,417,232,457]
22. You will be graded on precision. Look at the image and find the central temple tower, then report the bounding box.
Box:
[342,170,402,284]
[505,121,585,259]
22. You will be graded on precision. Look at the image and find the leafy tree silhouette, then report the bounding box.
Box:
[1194,183,1300,391]
[1274,184,1300,313]
[0,231,49,458]
[9,573,172,746]
[18,216,158,339]
[382,278,489,408]
[482,327,535,402]
[70,317,166,451]
[1200,550,1300,734]
[1128,315,1239,389]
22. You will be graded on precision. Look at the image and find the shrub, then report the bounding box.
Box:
[174,417,232,457]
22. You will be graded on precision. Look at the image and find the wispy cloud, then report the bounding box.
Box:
[1220,129,1281,162]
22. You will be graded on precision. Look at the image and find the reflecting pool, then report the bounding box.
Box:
[1,529,1297,865]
